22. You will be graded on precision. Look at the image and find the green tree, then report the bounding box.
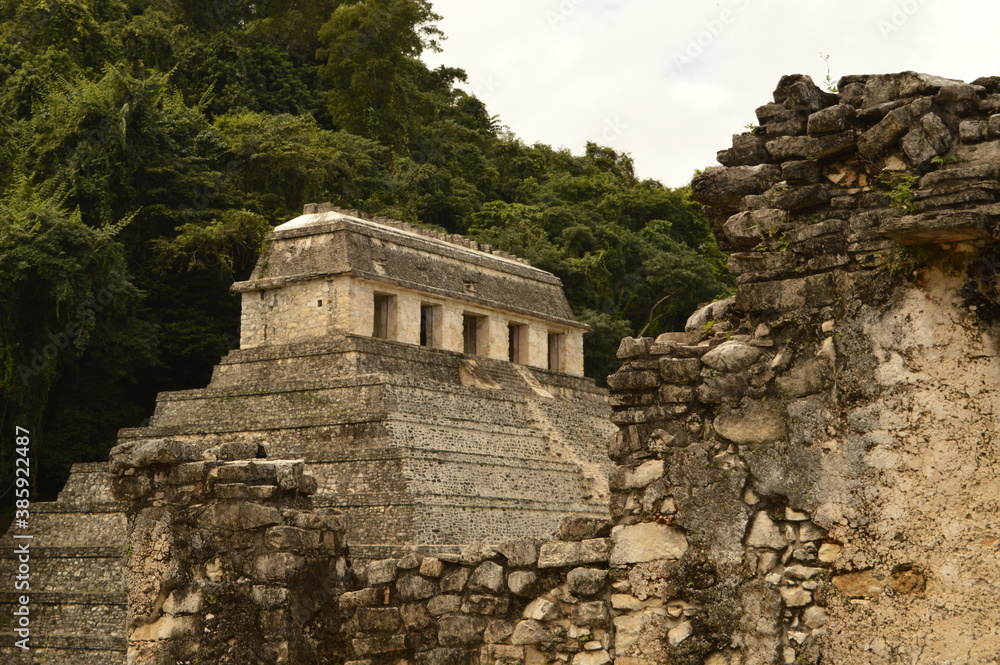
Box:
[317,0,453,149]
[0,180,153,500]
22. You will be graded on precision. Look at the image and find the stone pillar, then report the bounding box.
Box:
[525,323,549,369]
[564,331,585,377]
[396,291,422,345]
[347,278,375,337]
[440,303,465,354]
[484,314,508,361]
[109,440,350,665]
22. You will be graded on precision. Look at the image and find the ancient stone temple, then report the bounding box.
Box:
[123,204,614,555]
[1,205,613,665]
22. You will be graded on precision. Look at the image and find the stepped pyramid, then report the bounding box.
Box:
[1,205,614,663]
[119,204,616,556]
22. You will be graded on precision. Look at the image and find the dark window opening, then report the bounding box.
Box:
[463,314,483,355]
[373,294,394,339]
[508,324,526,364]
[420,304,438,347]
[547,333,563,372]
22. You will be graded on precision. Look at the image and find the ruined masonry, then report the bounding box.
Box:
[262,71,1000,665]
[0,204,614,665]
[606,71,1000,663]
[109,440,350,665]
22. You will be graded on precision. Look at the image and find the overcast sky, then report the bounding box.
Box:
[421,0,1000,188]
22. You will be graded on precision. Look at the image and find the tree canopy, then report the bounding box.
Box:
[0,0,730,509]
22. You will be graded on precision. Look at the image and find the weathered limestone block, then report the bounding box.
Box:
[701,341,762,373]
[935,82,983,113]
[713,403,787,446]
[658,358,702,383]
[727,252,799,275]
[807,104,854,134]
[717,133,770,167]
[857,106,912,157]
[901,112,953,165]
[696,373,749,404]
[685,295,736,331]
[608,460,664,491]
[427,595,462,616]
[398,574,437,601]
[722,209,789,250]
[572,650,612,665]
[354,608,403,633]
[510,619,556,645]
[537,539,611,568]
[736,273,836,312]
[745,512,789,550]
[199,501,283,531]
[691,165,781,215]
[566,568,606,597]
[109,438,201,471]
[498,538,539,567]
[766,131,856,161]
[780,77,837,111]
[861,71,964,107]
[606,370,660,391]
[774,357,833,398]
[609,524,688,565]
[366,559,399,585]
[832,572,884,598]
[772,183,832,211]
[572,601,610,627]
[782,159,822,183]
[523,597,561,621]
[658,384,695,403]
[507,571,538,597]
[468,561,504,594]
[960,119,988,142]
[438,616,484,646]
[616,337,653,359]
[880,210,989,245]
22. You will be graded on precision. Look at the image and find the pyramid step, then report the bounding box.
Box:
[0,548,123,594]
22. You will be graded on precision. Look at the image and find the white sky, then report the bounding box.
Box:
[421,0,1000,187]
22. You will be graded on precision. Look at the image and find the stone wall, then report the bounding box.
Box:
[337,517,616,665]
[109,439,350,665]
[602,71,1000,664]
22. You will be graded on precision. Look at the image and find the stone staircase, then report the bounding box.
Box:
[0,463,126,664]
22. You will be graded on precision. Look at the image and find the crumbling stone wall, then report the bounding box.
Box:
[337,517,616,665]
[603,71,1000,664]
[109,439,350,665]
